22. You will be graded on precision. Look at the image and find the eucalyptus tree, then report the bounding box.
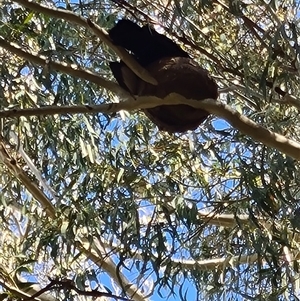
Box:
[0,1,300,300]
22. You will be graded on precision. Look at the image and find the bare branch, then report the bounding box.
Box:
[1,94,300,160]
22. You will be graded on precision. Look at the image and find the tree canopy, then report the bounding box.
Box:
[1,0,300,300]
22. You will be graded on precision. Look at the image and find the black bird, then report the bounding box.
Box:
[109,19,218,133]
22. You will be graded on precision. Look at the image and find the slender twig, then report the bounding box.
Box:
[23,278,132,301]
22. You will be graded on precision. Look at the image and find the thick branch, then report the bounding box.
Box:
[12,0,157,85]
[1,18,299,160]
[1,94,300,160]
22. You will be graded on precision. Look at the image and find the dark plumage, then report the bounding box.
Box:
[109,19,189,65]
[109,19,218,133]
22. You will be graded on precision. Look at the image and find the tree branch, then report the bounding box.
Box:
[0,37,132,100]
[98,235,259,269]
[0,139,149,301]
[12,0,157,85]
[23,278,132,301]
[0,141,56,217]
[1,94,300,160]
[1,9,300,160]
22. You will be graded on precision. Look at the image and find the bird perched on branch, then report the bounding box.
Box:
[109,19,218,133]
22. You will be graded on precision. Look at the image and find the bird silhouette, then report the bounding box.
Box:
[109,19,218,133]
